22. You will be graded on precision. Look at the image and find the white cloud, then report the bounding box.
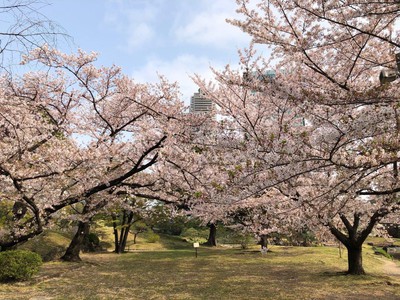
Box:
[102,0,251,52]
[174,0,250,49]
[103,0,158,50]
[127,23,154,48]
[132,55,223,105]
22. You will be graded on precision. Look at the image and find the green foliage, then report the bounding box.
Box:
[0,201,15,237]
[238,234,255,250]
[286,227,318,247]
[144,231,161,243]
[226,231,255,249]
[299,230,318,247]
[180,227,208,244]
[132,220,148,232]
[152,214,190,236]
[130,221,149,240]
[216,227,256,248]
[228,170,235,179]
[268,226,318,247]
[192,145,204,154]
[82,232,101,252]
[0,200,12,226]
[211,181,224,191]
[0,250,42,282]
[373,247,393,259]
[193,191,202,198]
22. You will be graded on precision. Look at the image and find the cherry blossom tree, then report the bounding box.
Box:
[0,47,183,259]
[191,0,400,275]
[151,111,243,246]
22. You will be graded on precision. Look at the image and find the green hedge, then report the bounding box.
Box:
[0,250,42,282]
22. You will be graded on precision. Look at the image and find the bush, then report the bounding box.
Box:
[152,216,188,236]
[0,250,42,282]
[239,234,254,250]
[82,232,101,252]
[180,228,208,244]
[145,232,161,243]
[228,232,255,249]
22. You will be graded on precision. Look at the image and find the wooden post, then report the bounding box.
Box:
[193,242,199,258]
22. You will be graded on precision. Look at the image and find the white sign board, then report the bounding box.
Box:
[193,242,200,248]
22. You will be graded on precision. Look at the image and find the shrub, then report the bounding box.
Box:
[82,232,101,252]
[239,234,254,250]
[180,228,208,244]
[145,232,161,243]
[229,232,255,249]
[152,216,188,236]
[0,250,42,282]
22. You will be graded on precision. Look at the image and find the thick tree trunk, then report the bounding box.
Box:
[346,246,365,275]
[258,234,268,249]
[327,211,385,275]
[61,221,90,262]
[203,223,217,247]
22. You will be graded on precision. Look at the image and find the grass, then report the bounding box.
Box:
[17,230,71,261]
[1,242,399,300]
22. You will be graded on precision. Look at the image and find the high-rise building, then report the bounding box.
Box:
[190,89,213,113]
[243,69,276,84]
[244,69,305,126]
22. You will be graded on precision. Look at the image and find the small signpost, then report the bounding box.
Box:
[193,242,200,258]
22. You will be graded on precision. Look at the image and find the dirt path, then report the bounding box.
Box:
[382,259,400,277]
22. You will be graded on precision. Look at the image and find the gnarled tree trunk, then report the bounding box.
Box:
[61,220,90,262]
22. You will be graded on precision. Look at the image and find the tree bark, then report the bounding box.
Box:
[114,210,134,254]
[346,245,365,275]
[119,212,133,253]
[61,221,90,262]
[327,212,381,275]
[112,214,119,253]
[203,223,217,247]
[258,234,268,249]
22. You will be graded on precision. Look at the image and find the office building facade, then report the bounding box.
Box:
[190,89,213,113]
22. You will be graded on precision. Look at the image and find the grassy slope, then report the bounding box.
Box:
[1,240,399,300]
[16,230,71,261]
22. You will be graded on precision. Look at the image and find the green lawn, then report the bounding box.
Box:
[0,245,399,300]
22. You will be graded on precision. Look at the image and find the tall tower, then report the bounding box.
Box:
[189,89,213,113]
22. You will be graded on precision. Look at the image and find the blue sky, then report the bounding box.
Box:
[40,0,256,104]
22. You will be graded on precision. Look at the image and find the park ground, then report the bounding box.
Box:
[0,238,400,300]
